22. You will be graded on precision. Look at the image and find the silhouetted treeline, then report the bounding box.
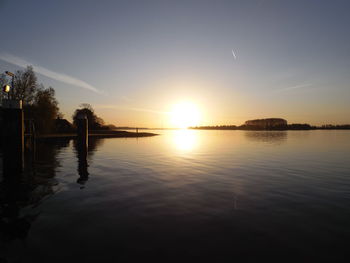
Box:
[319,124,350,129]
[239,124,289,130]
[191,117,350,130]
[72,103,115,131]
[245,118,287,129]
[1,66,61,134]
[1,66,117,134]
[287,124,313,130]
[54,117,75,133]
[191,125,238,130]
[191,123,350,130]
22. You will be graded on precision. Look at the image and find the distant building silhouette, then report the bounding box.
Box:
[245,118,287,129]
[54,117,74,133]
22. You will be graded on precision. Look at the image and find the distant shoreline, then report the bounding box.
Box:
[190,118,350,131]
[190,126,350,131]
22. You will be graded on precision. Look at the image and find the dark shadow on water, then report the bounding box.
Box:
[73,138,103,188]
[1,135,349,262]
[244,130,287,144]
[0,138,71,261]
[87,137,104,156]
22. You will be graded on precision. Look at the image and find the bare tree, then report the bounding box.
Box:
[11,66,38,105]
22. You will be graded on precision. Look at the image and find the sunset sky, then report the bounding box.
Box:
[1,0,349,127]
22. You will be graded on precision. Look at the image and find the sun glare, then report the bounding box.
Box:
[170,102,201,128]
[172,129,198,151]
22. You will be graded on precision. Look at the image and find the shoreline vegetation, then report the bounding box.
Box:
[1,68,349,136]
[36,130,158,141]
[190,125,350,130]
[1,67,159,139]
[190,118,350,131]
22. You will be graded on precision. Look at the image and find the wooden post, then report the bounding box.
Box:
[76,113,88,186]
[76,113,88,149]
[76,140,89,186]
[1,100,24,175]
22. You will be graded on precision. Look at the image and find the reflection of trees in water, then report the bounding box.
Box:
[0,138,70,260]
[73,138,103,187]
[88,137,104,159]
[72,137,104,158]
[32,138,70,176]
[244,131,287,144]
[0,137,104,258]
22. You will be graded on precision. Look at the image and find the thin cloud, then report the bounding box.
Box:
[96,104,169,115]
[0,53,103,94]
[129,107,169,115]
[275,83,312,93]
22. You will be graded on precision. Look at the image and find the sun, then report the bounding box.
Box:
[170,101,201,128]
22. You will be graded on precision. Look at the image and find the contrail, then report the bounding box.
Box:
[232,49,237,60]
[0,53,103,94]
[276,83,312,92]
[129,107,170,115]
[95,104,170,115]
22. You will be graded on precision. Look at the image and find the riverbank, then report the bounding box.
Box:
[35,130,158,141]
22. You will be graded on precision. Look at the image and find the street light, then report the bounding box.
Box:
[3,71,15,100]
[2,85,10,93]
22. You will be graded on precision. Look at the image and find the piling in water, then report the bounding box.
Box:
[76,113,88,149]
[1,100,24,175]
[76,113,89,186]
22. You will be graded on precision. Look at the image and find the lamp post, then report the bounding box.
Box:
[2,85,10,99]
[5,71,15,99]
[2,70,24,174]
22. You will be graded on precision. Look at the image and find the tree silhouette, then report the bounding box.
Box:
[1,66,62,133]
[32,86,60,133]
[72,104,104,130]
[11,66,38,105]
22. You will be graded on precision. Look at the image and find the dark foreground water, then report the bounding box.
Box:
[1,130,350,262]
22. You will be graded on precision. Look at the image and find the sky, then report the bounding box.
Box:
[1,0,350,127]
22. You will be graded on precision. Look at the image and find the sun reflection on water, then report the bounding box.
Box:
[171,129,199,152]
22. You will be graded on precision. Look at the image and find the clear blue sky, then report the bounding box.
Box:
[1,0,349,127]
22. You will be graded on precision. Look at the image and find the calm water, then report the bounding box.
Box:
[1,130,350,262]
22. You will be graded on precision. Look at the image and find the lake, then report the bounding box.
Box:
[1,130,350,262]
